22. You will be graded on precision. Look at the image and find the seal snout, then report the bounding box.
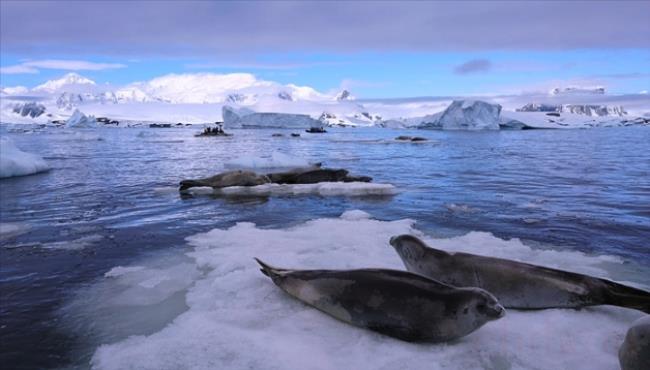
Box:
[490,303,506,319]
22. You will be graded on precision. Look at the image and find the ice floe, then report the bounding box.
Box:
[69,211,645,370]
[184,182,397,197]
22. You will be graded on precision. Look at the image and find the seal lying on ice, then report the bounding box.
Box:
[619,315,650,370]
[180,166,372,191]
[179,170,269,191]
[266,168,371,184]
[255,258,504,342]
[390,234,650,312]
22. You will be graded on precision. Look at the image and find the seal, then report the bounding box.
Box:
[619,315,650,370]
[179,170,270,191]
[255,258,505,342]
[267,168,372,184]
[390,235,650,312]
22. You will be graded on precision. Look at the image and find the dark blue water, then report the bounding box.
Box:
[1,126,649,369]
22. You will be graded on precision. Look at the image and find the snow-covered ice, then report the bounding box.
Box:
[0,137,50,178]
[182,182,397,197]
[215,182,396,197]
[64,211,645,370]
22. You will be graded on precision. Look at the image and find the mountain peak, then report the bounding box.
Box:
[34,73,96,92]
[335,89,353,101]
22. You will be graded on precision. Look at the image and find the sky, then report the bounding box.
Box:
[1,0,649,98]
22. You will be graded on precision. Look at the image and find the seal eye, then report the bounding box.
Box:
[475,303,487,314]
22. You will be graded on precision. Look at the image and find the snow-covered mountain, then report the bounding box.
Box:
[33,73,96,93]
[1,72,648,129]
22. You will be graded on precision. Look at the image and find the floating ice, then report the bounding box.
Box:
[0,137,50,178]
[224,152,311,170]
[188,182,397,197]
[86,212,644,370]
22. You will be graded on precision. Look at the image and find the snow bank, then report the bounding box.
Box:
[223,105,323,129]
[0,137,49,178]
[224,152,311,170]
[500,111,647,129]
[80,211,644,370]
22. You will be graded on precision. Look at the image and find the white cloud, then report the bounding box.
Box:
[0,59,126,75]
[0,64,39,74]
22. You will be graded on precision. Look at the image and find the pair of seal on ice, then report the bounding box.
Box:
[256,235,650,343]
[179,165,372,191]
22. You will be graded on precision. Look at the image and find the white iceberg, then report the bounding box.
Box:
[0,137,49,178]
[223,105,323,129]
[66,109,97,128]
[420,100,501,130]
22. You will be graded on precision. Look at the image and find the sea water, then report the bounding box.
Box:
[0,126,648,369]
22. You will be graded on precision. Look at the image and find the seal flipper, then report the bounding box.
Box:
[179,179,205,191]
[255,258,291,281]
[601,279,650,313]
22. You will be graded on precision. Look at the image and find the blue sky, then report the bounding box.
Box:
[1,1,649,98]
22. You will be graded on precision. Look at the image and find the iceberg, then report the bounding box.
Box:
[222,105,323,129]
[420,100,501,130]
[0,137,50,178]
[66,109,97,128]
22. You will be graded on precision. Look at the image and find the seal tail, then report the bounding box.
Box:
[602,280,650,313]
[254,258,289,280]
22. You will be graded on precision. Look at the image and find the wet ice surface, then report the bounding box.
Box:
[0,125,649,369]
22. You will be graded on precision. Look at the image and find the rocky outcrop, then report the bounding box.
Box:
[12,102,46,118]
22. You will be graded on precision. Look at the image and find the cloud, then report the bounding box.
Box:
[185,61,344,70]
[0,59,126,75]
[454,59,492,75]
[1,1,649,56]
[0,64,39,74]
